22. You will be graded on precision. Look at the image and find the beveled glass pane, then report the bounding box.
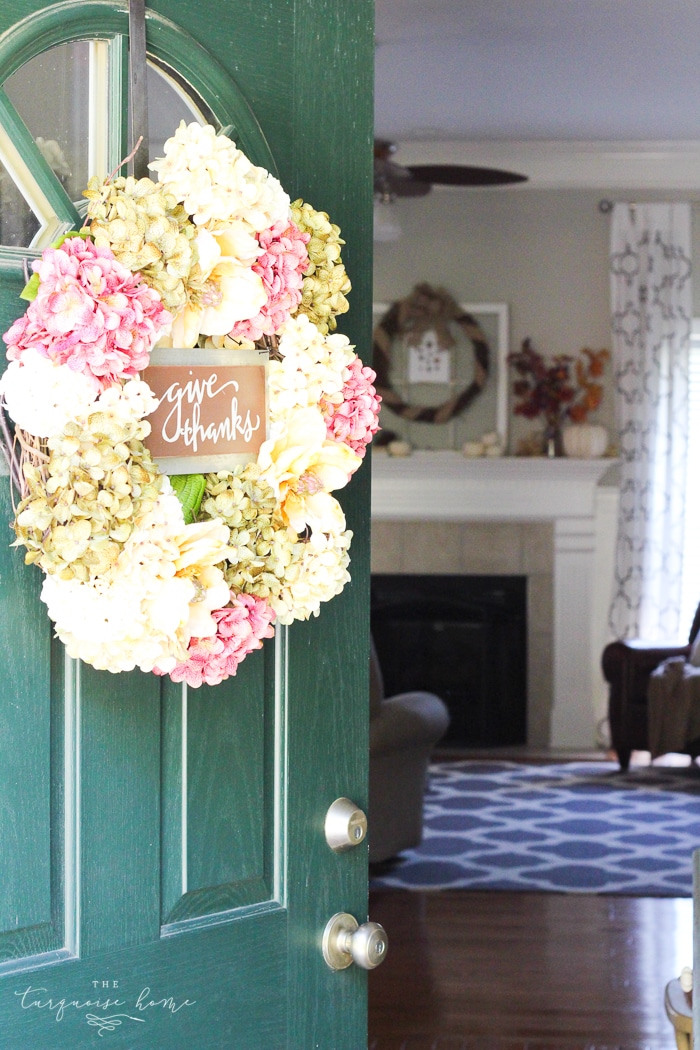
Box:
[0,48,213,250]
[5,41,91,207]
[0,159,40,246]
[147,61,214,160]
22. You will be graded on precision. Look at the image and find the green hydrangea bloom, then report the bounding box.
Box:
[14,415,162,582]
[290,199,351,334]
[84,175,198,314]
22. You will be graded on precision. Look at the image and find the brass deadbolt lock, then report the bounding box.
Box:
[324,798,367,852]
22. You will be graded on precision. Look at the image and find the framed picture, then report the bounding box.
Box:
[372,300,509,452]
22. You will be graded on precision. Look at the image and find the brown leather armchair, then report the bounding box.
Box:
[601,603,700,770]
[369,638,450,863]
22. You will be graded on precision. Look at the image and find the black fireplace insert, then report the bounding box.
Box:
[370,573,527,748]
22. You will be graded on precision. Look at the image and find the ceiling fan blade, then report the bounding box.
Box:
[373,140,528,195]
[407,164,528,187]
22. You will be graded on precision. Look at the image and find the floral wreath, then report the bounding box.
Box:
[0,121,381,687]
[372,282,489,423]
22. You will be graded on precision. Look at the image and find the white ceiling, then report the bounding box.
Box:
[374,0,700,188]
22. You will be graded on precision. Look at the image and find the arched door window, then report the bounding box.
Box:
[0,41,211,248]
[0,5,274,255]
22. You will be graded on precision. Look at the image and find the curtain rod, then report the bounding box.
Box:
[598,198,700,214]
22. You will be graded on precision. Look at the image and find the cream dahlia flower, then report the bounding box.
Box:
[162,225,266,347]
[257,406,360,532]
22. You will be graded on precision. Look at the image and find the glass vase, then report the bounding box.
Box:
[543,420,564,458]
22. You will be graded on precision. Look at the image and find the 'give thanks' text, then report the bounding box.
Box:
[158,372,261,453]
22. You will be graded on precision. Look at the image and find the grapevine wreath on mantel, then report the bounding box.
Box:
[372,283,489,424]
[0,121,381,686]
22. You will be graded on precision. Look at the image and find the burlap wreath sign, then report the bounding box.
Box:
[372,283,489,424]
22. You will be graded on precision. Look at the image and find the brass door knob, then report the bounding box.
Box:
[322,912,388,971]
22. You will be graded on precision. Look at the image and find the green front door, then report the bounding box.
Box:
[0,2,374,1047]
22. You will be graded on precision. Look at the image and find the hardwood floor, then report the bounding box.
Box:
[367,890,693,1050]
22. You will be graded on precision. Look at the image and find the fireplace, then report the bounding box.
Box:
[370,453,617,749]
[371,573,527,747]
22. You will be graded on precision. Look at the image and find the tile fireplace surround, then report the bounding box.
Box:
[370,452,618,750]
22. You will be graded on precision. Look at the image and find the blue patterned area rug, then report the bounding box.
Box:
[369,760,700,895]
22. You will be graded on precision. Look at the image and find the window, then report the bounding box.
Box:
[0,41,208,250]
[678,319,700,634]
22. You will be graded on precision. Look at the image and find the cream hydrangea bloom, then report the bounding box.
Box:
[41,569,194,672]
[83,174,198,315]
[269,525,352,625]
[268,315,356,419]
[199,465,298,601]
[93,377,160,423]
[150,121,289,233]
[257,406,360,532]
[40,482,232,673]
[14,395,162,582]
[290,198,351,334]
[0,348,99,438]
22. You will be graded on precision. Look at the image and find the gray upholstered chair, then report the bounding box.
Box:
[368,639,450,864]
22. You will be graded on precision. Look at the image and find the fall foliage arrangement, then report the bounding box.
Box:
[508,338,609,430]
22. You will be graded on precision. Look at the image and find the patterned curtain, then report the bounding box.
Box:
[609,202,692,641]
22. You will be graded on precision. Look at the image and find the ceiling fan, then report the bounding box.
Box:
[373,139,528,199]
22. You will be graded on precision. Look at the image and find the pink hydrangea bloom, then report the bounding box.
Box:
[322,357,381,458]
[165,592,276,687]
[3,237,170,389]
[229,220,309,341]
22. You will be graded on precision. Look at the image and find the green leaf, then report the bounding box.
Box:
[19,273,40,302]
[170,474,207,524]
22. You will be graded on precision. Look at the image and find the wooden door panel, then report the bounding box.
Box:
[162,648,279,924]
[77,668,161,959]
[81,660,280,944]
[0,910,288,1049]
[185,668,268,892]
[0,481,57,956]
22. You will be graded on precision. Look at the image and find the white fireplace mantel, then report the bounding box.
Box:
[371,452,617,749]
[371,452,613,520]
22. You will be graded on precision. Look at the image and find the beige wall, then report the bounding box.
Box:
[373,188,700,454]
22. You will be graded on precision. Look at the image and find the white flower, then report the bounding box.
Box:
[162,225,266,347]
[94,378,160,422]
[258,406,360,531]
[41,571,195,672]
[270,527,352,625]
[40,482,232,673]
[269,315,355,420]
[150,122,289,233]
[0,349,99,437]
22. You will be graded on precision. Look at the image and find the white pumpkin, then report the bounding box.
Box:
[562,423,609,458]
